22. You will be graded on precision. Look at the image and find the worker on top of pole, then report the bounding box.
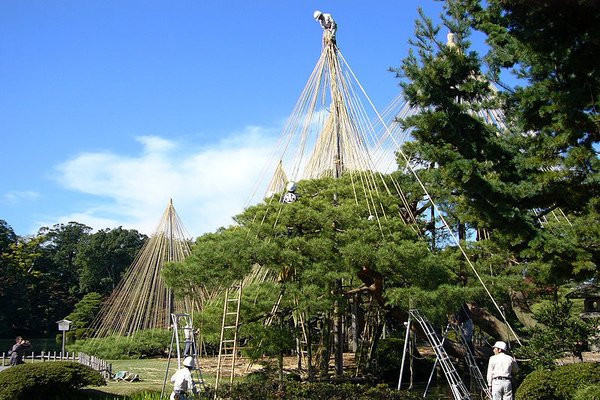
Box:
[314,10,337,45]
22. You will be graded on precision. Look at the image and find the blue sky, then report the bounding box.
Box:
[1,1,447,237]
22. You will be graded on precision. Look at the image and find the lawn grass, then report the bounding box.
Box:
[89,358,215,397]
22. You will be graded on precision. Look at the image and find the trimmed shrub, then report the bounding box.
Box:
[516,362,600,400]
[573,384,600,400]
[0,361,105,400]
[214,381,420,400]
[515,368,557,400]
[68,329,170,359]
[573,383,600,400]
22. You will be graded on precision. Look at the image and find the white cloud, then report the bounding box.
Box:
[3,190,41,203]
[55,127,278,237]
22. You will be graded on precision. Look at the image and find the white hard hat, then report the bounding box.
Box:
[493,341,507,351]
[183,356,195,368]
[286,181,297,192]
[313,10,323,19]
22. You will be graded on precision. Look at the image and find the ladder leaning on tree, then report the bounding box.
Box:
[398,309,472,400]
[214,285,242,392]
[451,323,491,399]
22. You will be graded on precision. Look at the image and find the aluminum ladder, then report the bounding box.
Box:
[452,324,491,399]
[408,309,471,400]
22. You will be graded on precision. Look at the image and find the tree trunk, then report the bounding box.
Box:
[509,289,538,330]
[468,303,512,341]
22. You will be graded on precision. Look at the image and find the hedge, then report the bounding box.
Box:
[67,329,170,359]
[573,383,600,400]
[0,361,105,400]
[211,381,420,400]
[516,362,600,400]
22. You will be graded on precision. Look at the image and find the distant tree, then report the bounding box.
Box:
[66,292,103,331]
[515,299,597,368]
[30,223,92,333]
[0,232,48,335]
[0,220,17,254]
[0,222,92,335]
[0,220,22,336]
[75,227,146,296]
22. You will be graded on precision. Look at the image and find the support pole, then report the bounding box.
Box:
[397,316,412,390]
[334,279,344,376]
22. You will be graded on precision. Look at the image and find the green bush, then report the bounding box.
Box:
[213,381,420,400]
[516,362,600,400]
[573,384,600,400]
[68,329,170,359]
[0,361,105,400]
[515,369,556,400]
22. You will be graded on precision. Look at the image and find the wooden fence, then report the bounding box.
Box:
[0,351,112,378]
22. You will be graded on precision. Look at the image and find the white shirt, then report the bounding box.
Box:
[487,352,518,386]
[171,367,195,392]
[319,14,337,35]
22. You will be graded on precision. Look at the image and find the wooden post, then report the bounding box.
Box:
[334,279,344,376]
[351,294,359,352]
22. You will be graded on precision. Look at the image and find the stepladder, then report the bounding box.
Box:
[215,285,242,391]
[161,312,206,399]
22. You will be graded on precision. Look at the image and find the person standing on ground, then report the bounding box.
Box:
[170,356,197,400]
[487,341,518,400]
[9,336,32,366]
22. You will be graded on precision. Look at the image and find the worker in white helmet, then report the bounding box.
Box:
[486,341,518,400]
[170,356,197,400]
[313,10,337,45]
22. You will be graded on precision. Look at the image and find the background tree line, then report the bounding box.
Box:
[0,220,146,337]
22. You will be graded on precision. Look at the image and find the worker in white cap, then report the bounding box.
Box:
[170,356,197,400]
[486,341,519,400]
[313,10,337,45]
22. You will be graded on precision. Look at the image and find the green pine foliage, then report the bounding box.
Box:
[66,292,103,331]
[514,299,597,369]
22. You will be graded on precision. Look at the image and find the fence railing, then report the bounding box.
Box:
[1,351,112,378]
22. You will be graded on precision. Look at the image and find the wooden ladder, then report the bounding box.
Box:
[215,285,242,391]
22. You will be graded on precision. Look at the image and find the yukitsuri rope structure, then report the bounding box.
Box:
[265,160,289,199]
[90,199,194,337]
